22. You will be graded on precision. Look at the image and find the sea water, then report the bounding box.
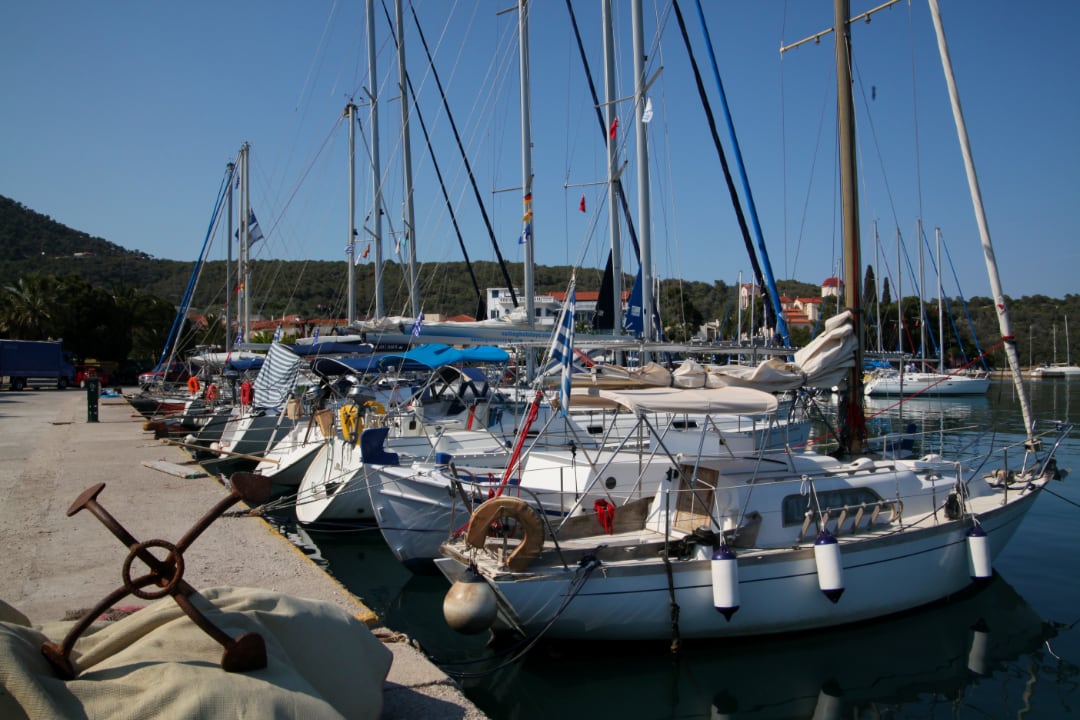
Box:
[278,378,1080,719]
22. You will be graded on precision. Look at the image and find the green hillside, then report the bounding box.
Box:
[2,194,1078,368]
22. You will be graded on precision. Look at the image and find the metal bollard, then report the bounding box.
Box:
[86,376,100,422]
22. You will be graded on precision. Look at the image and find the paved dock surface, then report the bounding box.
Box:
[0,388,486,719]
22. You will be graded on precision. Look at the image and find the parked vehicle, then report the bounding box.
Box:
[75,362,113,387]
[137,360,192,390]
[0,340,77,390]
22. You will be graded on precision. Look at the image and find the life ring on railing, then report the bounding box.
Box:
[239,381,254,406]
[465,496,543,572]
[187,376,200,394]
[339,404,362,444]
[363,400,386,415]
[205,383,219,402]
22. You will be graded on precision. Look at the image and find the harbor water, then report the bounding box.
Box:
[274,378,1080,719]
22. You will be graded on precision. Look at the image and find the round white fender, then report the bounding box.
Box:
[443,571,497,635]
[711,544,740,620]
[814,530,845,603]
[967,525,992,579]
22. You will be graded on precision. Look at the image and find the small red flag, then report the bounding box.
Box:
[362,244,370,259]
[609,117,618,140]
[578,196,586,213]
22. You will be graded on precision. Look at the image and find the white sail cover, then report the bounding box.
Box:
[594,385,779,416]
[569,312,855,395]
[698,311,856,392]
[252,342,302,409]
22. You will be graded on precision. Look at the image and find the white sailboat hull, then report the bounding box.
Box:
[436,485,1042,640]
[864,371,990,396]
[1031,364,1080,378]
[370,413,811,565]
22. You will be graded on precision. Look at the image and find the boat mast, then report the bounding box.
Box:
[603,0,623,338]
[519,0,537,379]
[896,227,903,355]
[519,0,535,329]
[835,0,865,453]
[927,0,1034,442]
[367,0,385,320]
[874,220,882,353]
[936,227,944,373]
[1067,316,1071,366]
[346,101,358,325]
[395,0,419,318]
[632,0,654,347]
[917,218,926,367]
[225,161,234,354]
[238,142,251,343]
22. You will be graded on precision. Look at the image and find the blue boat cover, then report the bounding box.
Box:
[289,342,374,357]
[375,344,508,370]
[309,355,388,376]
[226,358,265,373]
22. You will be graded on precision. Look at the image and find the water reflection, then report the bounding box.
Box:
[270,379,1080,719]
[465,576,1068,720]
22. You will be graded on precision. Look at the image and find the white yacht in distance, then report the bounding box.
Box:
[863,368,990,396]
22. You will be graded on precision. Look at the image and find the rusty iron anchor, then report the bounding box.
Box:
[41,472,272,679]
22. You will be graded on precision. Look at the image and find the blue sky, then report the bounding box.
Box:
[3,1,1077,314]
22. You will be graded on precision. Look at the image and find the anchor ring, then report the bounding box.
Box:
[122,539,185,600]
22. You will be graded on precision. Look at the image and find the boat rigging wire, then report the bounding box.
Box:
[402,0,520,309]
[380,10,485,320]
[435,556,603,679]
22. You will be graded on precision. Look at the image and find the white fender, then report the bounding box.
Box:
[711,544,740,620]
[967,525,992,579]
[814,530,845,603]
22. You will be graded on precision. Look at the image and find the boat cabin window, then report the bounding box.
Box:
[781,488,884,526]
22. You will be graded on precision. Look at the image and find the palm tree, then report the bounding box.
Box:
[0,274,61,339]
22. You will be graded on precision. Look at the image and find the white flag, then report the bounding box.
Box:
[642,98,654,124]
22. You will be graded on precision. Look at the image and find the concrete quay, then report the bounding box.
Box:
[0,388,486,719]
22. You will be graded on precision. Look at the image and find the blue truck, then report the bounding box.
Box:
[0,339,77,390]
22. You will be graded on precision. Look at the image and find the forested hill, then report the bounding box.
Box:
[2,194,1078,365]
[0,195,145,260]
[0,193,745,322]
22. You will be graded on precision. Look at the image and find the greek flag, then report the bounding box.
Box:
[272,325,282,342]
[312,326,320,343]
[248,209,265,245]
[549,286,575,414]
[411,310,424,337]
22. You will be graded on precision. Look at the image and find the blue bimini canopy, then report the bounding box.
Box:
[375,344,509,371]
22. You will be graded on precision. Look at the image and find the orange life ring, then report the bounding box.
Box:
[187,376,200,394]
[205,383,219,402]
[465,496,544,572]
[239,381,254,406]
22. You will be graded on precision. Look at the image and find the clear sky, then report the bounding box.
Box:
[3,1,1077,314]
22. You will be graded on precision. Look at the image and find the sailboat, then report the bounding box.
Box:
[432,0,1070,643]
[864,228,990,396]
[1032,317,1080,378]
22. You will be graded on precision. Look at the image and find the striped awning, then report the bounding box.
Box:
[252,343,302,409]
